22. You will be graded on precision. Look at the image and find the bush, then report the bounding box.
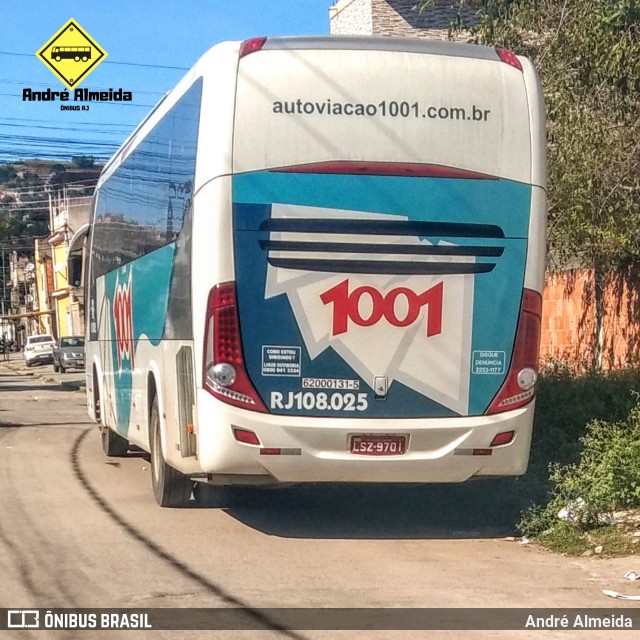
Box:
[520,398,640,537]
[71,155,95,168]
[0,164,17,182]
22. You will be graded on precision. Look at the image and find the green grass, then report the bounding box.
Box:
[537,523,640,557]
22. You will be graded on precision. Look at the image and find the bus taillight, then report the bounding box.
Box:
[203,282,267,412]
[239,37,267,58]
[486,289,542,414]
[495,48,523,71]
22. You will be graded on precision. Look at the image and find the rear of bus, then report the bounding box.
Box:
[198,37,546,483]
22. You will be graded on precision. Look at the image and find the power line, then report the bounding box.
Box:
[1,179,100,194]
[0,122,132,135]
[0,115,138,127]
[1,153,113,163]
[0,91,156,107]
[2,193,93,206]
[0,50,189,71]
[0,78,166,96]
[2,132,120,146]
[1,151,113,162]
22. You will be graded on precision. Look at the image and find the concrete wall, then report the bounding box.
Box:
[329,0,373,35]
[330,0,474,39]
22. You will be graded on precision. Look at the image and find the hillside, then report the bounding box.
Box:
[0,158,102,254]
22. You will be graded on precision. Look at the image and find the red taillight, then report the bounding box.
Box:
[487,289,542,414]
[239,37,267,58]
[233,428,261,446]
[203,282,267,412]
[496,47,523,71]
[490,430,515,447]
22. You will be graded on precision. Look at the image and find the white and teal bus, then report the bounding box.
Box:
[84,36,546,507]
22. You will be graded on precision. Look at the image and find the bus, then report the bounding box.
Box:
[51,46,91,62]
[83,36,546,507]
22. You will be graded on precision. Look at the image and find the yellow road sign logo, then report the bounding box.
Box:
[36,19,107,89]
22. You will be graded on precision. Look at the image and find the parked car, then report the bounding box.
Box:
[0,339,18,353]
[53,335,85,373]
[23,334,56,367]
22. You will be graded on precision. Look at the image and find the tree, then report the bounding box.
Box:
[419,0,640,367]
[50,163,66,175]
[0,164,17,183]
[71,155,95,168]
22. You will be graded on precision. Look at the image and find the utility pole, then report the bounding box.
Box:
[1,244,5,317]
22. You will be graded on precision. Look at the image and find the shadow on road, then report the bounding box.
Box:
[0,381,82,393]
[0,421,93,429]
[222,481,520,540]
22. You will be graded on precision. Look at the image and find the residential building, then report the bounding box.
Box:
[6,252,39,347]
[48,192,91,337]
[34,239,56,337]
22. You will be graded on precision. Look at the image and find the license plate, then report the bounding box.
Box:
[350,435,407,456]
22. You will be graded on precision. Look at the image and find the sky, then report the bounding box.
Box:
[0,0,333,164]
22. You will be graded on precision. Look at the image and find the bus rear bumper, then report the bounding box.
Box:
[195,392,535,484]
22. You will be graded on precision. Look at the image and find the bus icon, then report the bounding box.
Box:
[51,46,91,62]
[7,610,40,628]
[37,18,107,88]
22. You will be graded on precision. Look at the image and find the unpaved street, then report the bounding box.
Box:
[0,359,637,639]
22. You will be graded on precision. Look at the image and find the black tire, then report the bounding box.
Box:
[53,362,59,373]
[93,369,101,424]
[101,426,129,457]
[150,397,192,507]
[59,365,66,374]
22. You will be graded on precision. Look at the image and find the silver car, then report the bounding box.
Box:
[52,336,85,373]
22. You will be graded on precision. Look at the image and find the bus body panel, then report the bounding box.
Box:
[233,47,534,183]
[524,186,547,292]
[195,390,534,482]
[231,171,530,418]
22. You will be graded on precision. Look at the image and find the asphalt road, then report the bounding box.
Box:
[0,358,638,639]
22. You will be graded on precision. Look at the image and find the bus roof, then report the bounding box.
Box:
[259,36,502,62]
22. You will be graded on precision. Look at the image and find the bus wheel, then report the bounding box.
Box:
[74,56,80,62]
[55,56,61,61]
[150,397,192,507]
[102,426,129,457]
[82,56,88,62]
